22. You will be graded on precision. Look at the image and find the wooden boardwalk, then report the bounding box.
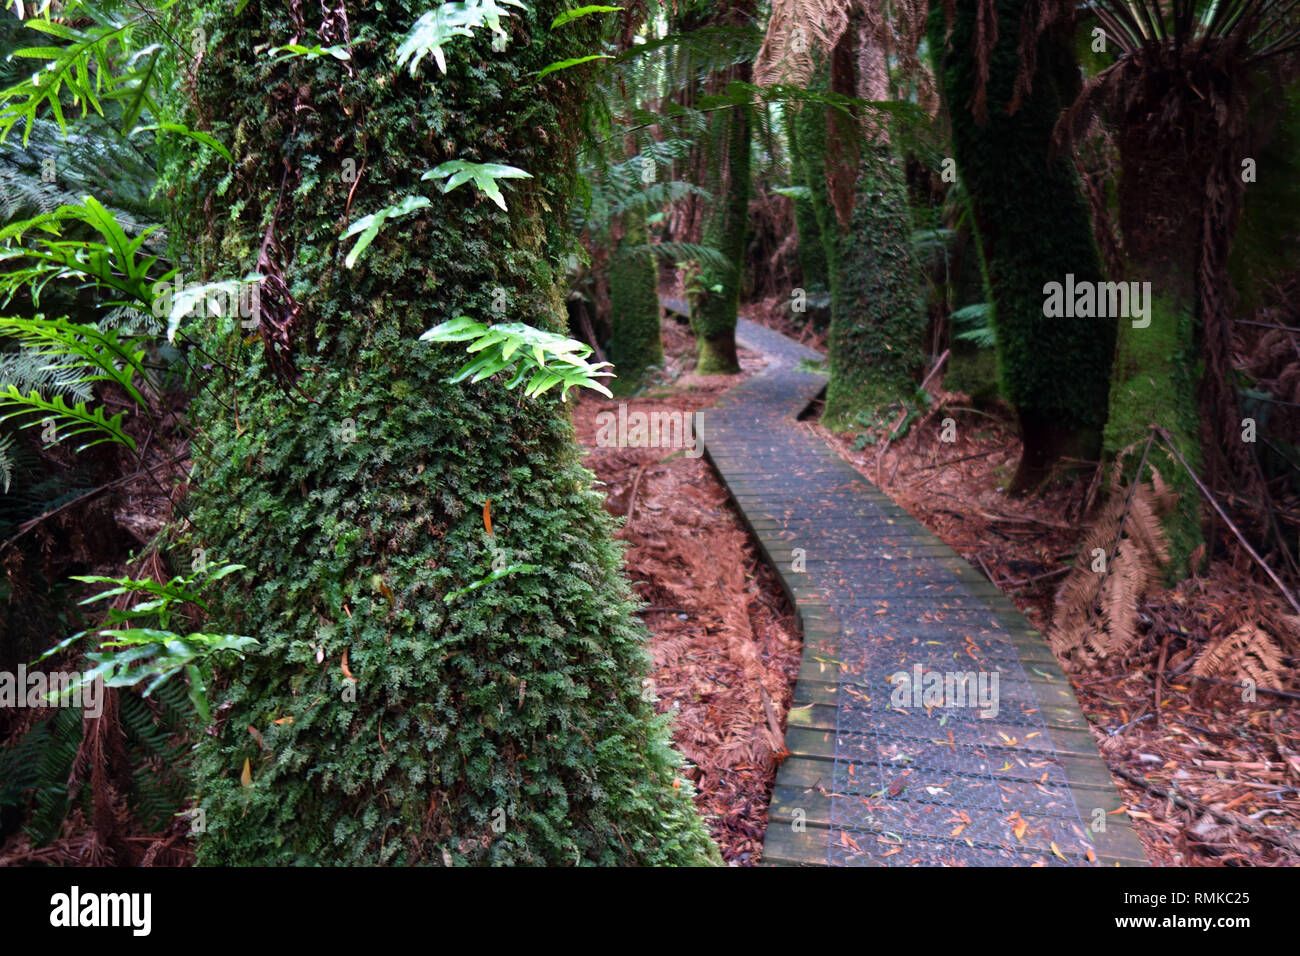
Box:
[664,299,1148,866]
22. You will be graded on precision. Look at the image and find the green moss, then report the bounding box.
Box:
[930,1,1114,477]
[822,142,927,425]
[691,101,749,375]
[609,214,664,392]
[946,343,1001,407]
[1102,294,1203,573]
[164,0,718,866]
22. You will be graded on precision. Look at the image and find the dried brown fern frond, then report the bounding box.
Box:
[1048,478,1172,663]
[1099,539,1153,658]
[754,0,853,86]
[1191,623,1293,691]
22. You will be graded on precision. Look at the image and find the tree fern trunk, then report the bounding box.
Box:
[167,0,718,866]
[610,213,664,390]
[691,69,751,375]
[821,11,927,425]
[1104,124,1209,570]
[822,141,927,423]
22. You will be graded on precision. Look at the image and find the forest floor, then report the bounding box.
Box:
[743,293,1300,866]
[570,313,803,865]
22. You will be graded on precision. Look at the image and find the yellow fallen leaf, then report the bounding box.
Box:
[240,758,252,788]
[1051,842,1066,861]
[1009,813,1028,841]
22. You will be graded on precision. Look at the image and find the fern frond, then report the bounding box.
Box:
[0,346,94,402]
[0,385,136,451]
[1049,480,1172,662]
[0,430,13,493]
[754,0,851,87]
[636,240,732,274]
[1191,623,1292,689]
[0,315,149,406]
[395,0,527,76]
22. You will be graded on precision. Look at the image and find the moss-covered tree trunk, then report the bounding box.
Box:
[610,213,664,390]
[821,13,926,425]
[1103,122,1209,566]
[930,0,1115,492]
[691,80,750,375]
[822,142,927,422]
[170,0,717,866]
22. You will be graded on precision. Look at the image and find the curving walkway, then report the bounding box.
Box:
[666,299,1148,866]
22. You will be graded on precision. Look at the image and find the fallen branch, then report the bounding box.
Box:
[0,452,188,555]
[621,463,648,535]
[1183,674,1300,702]
[918,349,950,392]
[1111,765,1300,855]
[993,565,1071,589]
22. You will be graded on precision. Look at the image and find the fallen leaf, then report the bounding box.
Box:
[240,758,252,788]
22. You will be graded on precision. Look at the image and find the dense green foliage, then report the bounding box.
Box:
[930,0,1115,489]
[822,141,926,424]
[166,0,717,865]
[609,213,664,389]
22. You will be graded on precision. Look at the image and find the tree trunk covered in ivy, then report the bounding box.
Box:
[610,213,664,391]
[167,0,718,866]
[691,79,750,375]
[821,14,926,426]
[929,1,1115,492]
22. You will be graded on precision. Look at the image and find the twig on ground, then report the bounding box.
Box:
[1111,765,1300,855]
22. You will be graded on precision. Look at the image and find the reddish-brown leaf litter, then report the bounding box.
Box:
[571,316,802,864]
